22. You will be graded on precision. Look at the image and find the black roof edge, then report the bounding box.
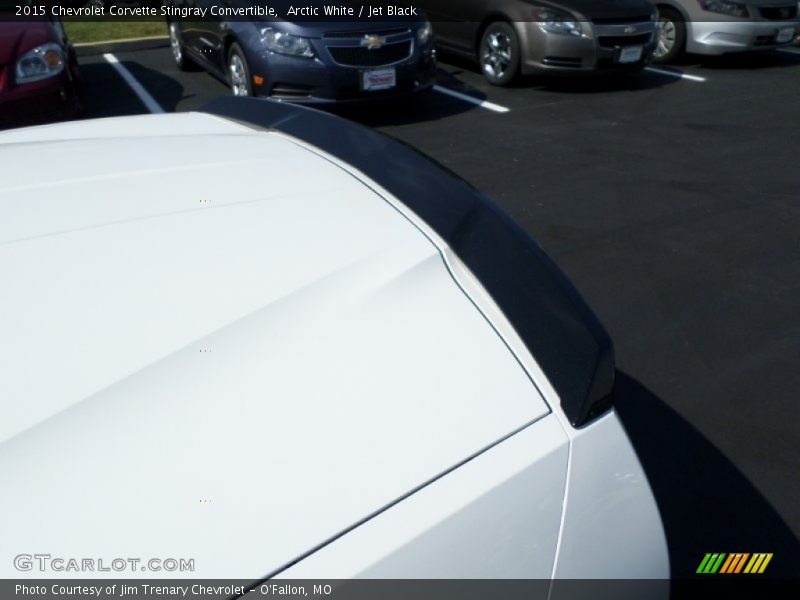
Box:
[200,96,614,428]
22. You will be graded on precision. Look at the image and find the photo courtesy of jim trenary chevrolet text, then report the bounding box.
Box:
[1,0,799,599]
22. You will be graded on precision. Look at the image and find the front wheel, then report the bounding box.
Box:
[653,7,686,63]
[227,43,254,97]
[479,22,520,86]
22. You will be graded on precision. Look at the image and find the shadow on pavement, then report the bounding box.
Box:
[328,67,487,127]
[78,61,153,119]
[117,60,191,112]
[614,371,800,579]
[88,58,484,126]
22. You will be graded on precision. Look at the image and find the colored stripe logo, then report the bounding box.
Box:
[697,553,773,574]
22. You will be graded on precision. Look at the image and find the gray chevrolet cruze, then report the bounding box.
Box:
[418,0,660,84]
[168,1,437,103]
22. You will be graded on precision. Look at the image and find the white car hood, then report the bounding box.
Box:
[0,114,549,578]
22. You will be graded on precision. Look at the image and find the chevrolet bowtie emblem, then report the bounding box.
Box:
[624,25,637,33]
[361,34,386,49]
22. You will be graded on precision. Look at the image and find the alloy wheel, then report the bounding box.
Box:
[655,18,677,60]
[229,54,249,96]
[482,30,512,79]
[169,23,182,64]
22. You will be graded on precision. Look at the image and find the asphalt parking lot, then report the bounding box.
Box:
[75,39,800,578]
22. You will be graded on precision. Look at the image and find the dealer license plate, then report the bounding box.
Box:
[618,45,643,64]
[361,68,396,91]
[776,27,795,44]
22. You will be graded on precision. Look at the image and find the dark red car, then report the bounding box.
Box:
[0,16,83,128]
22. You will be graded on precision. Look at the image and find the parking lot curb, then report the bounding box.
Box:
[75,36,169,58]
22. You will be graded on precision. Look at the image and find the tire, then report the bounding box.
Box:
[653,7,686,64]
[479,21,520,86]
[227,43,254,97]
[168,21,196,71]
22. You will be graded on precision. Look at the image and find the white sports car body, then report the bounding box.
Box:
[0,98,668,587]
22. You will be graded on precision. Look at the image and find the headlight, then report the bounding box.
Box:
[697,0,749,17]
[15,43,65,84]
[260,28,315,58]
[532,7,583,37]
[417,21,433,45]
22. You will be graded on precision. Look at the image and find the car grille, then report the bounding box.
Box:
[598,33,652,48]
[269,83,314,99]
[328,42,412,67]
[759,5,797,19]
[325,28,410,39]
[591,15,652,25]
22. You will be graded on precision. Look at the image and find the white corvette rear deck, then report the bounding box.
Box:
[0,114,549,577]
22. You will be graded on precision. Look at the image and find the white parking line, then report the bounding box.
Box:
[432,85,510,113]
[644,66,706,82]
[103,53,164,114]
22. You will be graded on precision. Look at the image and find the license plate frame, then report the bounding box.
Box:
[361,68,397,92]
[776,26,795,44]
[617,45,644,64]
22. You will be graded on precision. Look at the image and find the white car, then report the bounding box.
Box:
[653,0,799,62]
[0,98,668,586]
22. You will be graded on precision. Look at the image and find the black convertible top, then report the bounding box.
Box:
[202,96,614,427]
